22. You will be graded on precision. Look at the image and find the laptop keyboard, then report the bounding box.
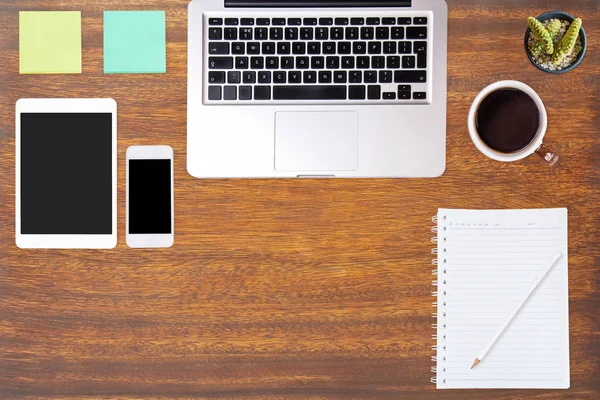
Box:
[205,15,429,103]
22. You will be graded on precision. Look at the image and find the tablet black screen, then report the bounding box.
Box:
[20,113,113,234]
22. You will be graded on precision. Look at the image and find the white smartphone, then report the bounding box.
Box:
[126,146,174,248]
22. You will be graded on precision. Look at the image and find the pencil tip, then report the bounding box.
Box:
[471,358,480,369]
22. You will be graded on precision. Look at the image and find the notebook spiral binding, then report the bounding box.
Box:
[431,213,447,386]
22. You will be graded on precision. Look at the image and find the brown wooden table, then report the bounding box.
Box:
[1,0,598,398]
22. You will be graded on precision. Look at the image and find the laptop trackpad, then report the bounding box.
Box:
[275,111,359,171]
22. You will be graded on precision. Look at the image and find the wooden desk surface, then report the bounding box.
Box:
[1,0,599,398]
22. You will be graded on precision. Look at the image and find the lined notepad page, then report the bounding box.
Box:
[435,209,569,389]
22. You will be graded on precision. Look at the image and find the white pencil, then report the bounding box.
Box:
[471,252,563,369]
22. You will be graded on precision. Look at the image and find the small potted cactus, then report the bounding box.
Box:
[524,11,587,73]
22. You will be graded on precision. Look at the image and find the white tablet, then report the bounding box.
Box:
[16,99,117,249]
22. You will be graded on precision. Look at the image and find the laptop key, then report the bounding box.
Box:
[394,70,426,83]
[335,17,349,26]
[225,18,239,26]
[304,18,318,26]
[398,85,411,92]
[316,27,329,40]
[292,42,306,54]
[304,71,317,83]
[255,27,268,40]
[361,27,374,40]
[368,85,381,100]
[228,71,241,83]
[366,17,380,26]
[288,71,302,83]
[349,85,366,99]
[338,42,351,54]
[209,18,223,25]
[273,85,347,100]
[357,56,370,69]
[398,91,411,99]
[372,56,385,68]
[391,27,404,39]
[209,42,230,54]
[256,18,270,26]
[323,42,336,54]
[250,56,264,69]
[277,42,291,54]
[241,18,254,26]
[224,28,237,40]
[208,86,222,100]
[334,70,347,83]
[243,71,256,83]
[353,41,367,54]
[319,70,332,83]
[266,57,279,69]
[382,17,396,25]
[407,27,427,39]
[209,28,222,40]
[235,56,249,69]
[209,57,233,69]
[247,42,260,54]
[319,17,333,26]
[376,27,389,40]
[231,42,244,54]
[397,17,412,25]
[415,41,427,68]
[308,42,321,54]
[209,71,225,84]
[272,18,286,25]
[288,18,301,26]
[258,71,271,83]
[270,28,283,40]
[346,27,359,40]
[239,86,252,100]
[254,86,271,100]
[281,57,294,69]
[311,56,325,69]
[379,70,392,83]
[413,91,426,99]
[414,17,428,25]
[240,28,253,40]
[383,41,397,54]
[296,57,309,69]
[327,56,340,69]
[368,42,381,54]
[364,70,377,83]
[331,27,344,40]
[223,86,237,100]
[387,56,400,69]
[349,71,362,83]
[351,17,364,25]
[274,71,287,83]
[398,41,412,54]
[342,56,355,69]
[383,92,396,100]
[285,27,299,40]
[262,42,276,54]
[301,27,314,40]
[402,55,416,69]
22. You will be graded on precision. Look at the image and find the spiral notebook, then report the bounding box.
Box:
[432,208,569,389]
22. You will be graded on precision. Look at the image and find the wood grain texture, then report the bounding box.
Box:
[0,0,598,399]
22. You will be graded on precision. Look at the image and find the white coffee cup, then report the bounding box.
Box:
[468,80,558,166]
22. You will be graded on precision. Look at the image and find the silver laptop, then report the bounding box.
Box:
[188,0,448,178]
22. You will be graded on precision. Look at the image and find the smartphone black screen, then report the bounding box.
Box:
[128,159,172,234]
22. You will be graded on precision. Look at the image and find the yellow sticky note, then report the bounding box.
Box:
[19,11,82,74]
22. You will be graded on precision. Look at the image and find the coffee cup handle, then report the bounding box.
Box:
[535,144,559,166]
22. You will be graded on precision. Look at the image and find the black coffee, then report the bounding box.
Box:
[476,89,540,153]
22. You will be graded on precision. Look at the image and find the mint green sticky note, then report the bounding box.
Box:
[104,11,166,74]
[19,11,82,74]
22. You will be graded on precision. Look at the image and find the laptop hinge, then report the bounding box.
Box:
[225,0,411,8]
